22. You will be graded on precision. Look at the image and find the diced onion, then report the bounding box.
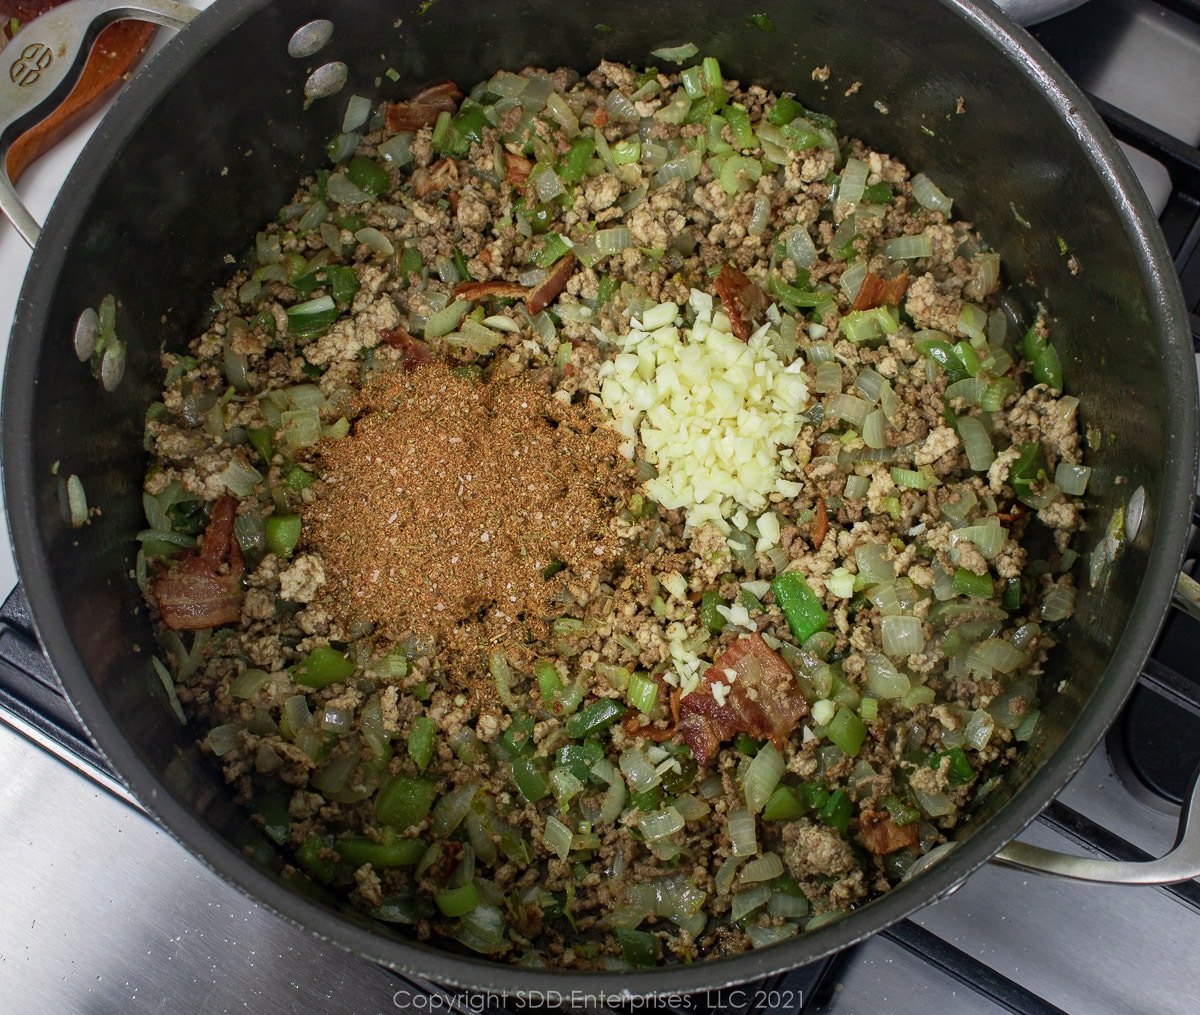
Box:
[204,723,240,757]
[731,883,772,921]
[838,157,868,207]
[638,807,685,841]
[534,167,565,201]
[827,393,870,429]
[738,853,785,883]
[785,226,818,268]
[1040,584,1076,622]
[342,93,372,132]
[911,172,953,215]
[620,747,662,792]
[844,474,871,499]
[839,261,867,303]
[855,543,896,585]
[963,708,996,750]
[950,524,1006,560]
[913,788,955,817]
[862,409,887,450]
[956,416,995,471]
[747,193,771,236]
[544,816,574,859]
[326,172,372,205]
[727,807,757,857]
[715,854,746,895]
[881,615,926,657]
[1054,462,1091,496]
[970,637,1026,674]
[814,361,843,395]
[883,233,933,259]
[745,924,799,949]
[742,742,785,814]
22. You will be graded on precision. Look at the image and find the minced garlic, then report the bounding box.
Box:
[598,289,808,533]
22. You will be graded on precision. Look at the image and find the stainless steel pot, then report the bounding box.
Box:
[2,0,1197,995]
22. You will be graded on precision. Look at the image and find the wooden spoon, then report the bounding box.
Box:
[2,3,156,184]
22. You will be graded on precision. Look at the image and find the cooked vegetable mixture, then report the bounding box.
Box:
[139,55,1085,968]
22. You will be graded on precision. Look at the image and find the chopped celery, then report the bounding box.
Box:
[826,707,867,758]
[627,671,659,714]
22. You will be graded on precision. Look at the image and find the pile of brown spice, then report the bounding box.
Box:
[304,361,637,667]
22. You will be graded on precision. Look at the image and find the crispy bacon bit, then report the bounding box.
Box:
[412,157,459,198]
[713,263,768,342]
[154,495,245,631]
[503,152,533,188]
[380,327,432,371]
[811,496,829,551]
[384,81,463,132]
[850,269,910,312]
[997,502,1028,524]
[676,634,809,767]
[858,811,920,855]
[453,280,529,302]
[527,252,577,316]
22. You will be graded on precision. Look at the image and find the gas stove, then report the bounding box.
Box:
[2,1,1200,1012]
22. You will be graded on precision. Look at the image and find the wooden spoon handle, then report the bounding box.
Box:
[2,13,157,184]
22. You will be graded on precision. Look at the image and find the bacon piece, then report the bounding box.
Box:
[385,81,463,132]
[713,264,768,342]
[380,327,432,371]
[154,495,245,630]
[850,269,910,313]
[811,496,829,551]
[676,634,809,767]
[503,152,533,188]
[527,252,576,316]
[453,280,529,301]
[858,811,920,855]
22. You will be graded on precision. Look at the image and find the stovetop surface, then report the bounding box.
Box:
[3,1,1200,1012]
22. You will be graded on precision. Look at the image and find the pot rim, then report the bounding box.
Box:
[3,0,1195,994]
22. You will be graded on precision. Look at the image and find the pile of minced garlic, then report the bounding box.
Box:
[598,289,809,536]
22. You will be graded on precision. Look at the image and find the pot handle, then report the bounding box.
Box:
[991,575,1200,884]
[991,763,1200,884]
[0,0,199,247]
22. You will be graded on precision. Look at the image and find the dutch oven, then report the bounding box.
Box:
[2,0,1198,995]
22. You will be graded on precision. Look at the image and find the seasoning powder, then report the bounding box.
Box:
[306,362,635,661]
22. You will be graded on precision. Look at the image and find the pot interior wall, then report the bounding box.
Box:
[7,0,1192,988]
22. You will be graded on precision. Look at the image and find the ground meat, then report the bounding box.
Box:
[140,57,1085,973]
